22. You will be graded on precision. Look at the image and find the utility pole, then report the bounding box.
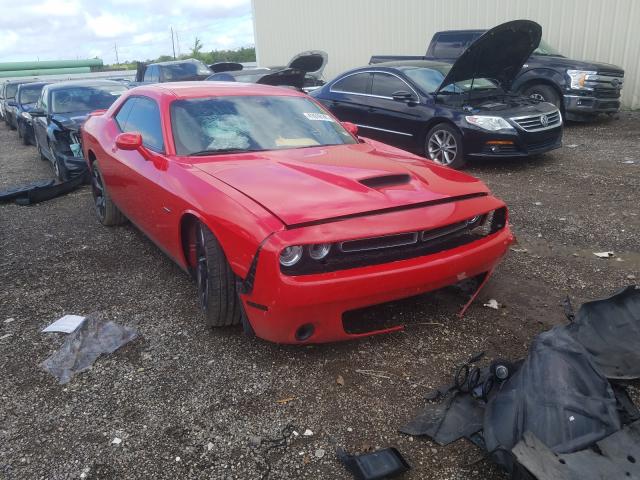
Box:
[171,27,176,59]
[176,31,181,57]
[114,43,119,64]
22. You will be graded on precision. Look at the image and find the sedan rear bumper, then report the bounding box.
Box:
[241,217,513,344]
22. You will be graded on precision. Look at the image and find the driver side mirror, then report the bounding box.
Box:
[341,121,358,136]
[29,108,45,117]
[115,132,143,151]
[392,90,416,103]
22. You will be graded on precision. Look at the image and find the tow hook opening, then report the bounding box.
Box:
[295,323,315,342]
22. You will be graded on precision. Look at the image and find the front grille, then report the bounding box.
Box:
[526,136,560,152]
[511,110,562,132]
[280,208,507,276]
[594,88,621,99]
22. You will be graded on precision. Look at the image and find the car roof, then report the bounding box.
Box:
[18,81,49,89]
[46,79,126,91]
[366,60,453,69]
[149,58,204,66]
[128,81,305,99]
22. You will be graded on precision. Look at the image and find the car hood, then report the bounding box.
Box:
[50,112,90,131]
[439,20,542,91]
[287,50,328,79]
[193,142,489,226]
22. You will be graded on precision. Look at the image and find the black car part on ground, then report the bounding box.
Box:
[0,173,86,205]
[401,286,640,479]
[336,446,411,480]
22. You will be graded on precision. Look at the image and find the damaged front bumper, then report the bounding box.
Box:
[240,196,514,344]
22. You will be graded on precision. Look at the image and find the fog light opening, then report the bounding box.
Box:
[295,323,315,342]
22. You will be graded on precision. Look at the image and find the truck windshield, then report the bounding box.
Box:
[401,66,498,94]
[534,40,563,56]
[171,95,357,156]
[51,85,127,114]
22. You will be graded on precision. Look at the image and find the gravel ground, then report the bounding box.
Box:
[1,113,639,480]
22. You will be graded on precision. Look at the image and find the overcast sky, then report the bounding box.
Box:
[0,0,254,64]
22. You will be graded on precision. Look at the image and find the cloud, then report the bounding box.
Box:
[0,0,253,63]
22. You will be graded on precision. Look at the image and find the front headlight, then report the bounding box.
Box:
[279,245,303,267]
[21,112,31,119]
[465,115,514,131]
[567,69,596,90]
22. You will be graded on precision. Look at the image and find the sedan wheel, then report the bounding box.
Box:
[196,225,209,310]
[428,130,458,165]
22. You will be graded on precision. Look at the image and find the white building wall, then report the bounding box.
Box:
[252,0,640,108]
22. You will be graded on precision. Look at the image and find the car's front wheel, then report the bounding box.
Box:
[34,135,47,161]
[426,123,466,169]
[195,222,242,328]
[91,161,126,226]
[19,123,30,145]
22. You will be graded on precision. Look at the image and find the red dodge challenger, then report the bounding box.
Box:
[82,82,513,343]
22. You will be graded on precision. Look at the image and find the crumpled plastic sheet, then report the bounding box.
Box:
[41,314,138,384]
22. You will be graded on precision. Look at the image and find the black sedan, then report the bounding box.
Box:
[311,21,562,169]
[30,80,128,180]
[13,82,49,145]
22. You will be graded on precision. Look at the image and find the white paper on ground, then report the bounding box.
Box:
[42,315,86,333]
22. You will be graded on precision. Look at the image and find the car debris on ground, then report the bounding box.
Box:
[401,286,640,479]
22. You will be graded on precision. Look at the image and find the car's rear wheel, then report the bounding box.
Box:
[91,161,126,226]
[426,123,466,169]
[523,84,561,108]
[195,222,241,328]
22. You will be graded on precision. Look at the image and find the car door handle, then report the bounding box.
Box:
[367,108,376,113]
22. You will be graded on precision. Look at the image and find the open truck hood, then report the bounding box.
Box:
[438,20,541,91]
[193,142,488,226]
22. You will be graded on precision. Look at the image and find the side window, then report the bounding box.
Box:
[433,32,472,58]
[331,72,371,94]
[371,73,411,98]
[120,96,164,152]
[115,97,136,130]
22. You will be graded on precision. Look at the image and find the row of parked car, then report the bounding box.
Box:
[1,78,128,180]
[2,20,624,181]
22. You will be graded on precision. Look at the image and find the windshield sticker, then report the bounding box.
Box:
[303,112,334,122]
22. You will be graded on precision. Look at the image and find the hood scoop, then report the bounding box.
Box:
[359,174,411,189]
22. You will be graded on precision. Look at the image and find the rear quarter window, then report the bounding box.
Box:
[331,72,371,94]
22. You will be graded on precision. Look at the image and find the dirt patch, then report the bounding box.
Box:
[1,113,638,479]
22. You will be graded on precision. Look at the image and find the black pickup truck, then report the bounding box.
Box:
[370,28,624,121]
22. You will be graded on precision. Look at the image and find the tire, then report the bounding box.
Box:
[20,124,30,146]
[195,222,241,328]
[426,123,466,169]
[523,84,561,108]
[52,157,69,181]
[35,135,47,161]
[91,161,127,226]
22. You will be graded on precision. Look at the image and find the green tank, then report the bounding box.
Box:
[0,59,102,72]
[0,67,92,78]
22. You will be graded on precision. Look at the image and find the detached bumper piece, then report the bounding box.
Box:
[337,447,410,480]
[0,174,86,205]
[401,285,640,479]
